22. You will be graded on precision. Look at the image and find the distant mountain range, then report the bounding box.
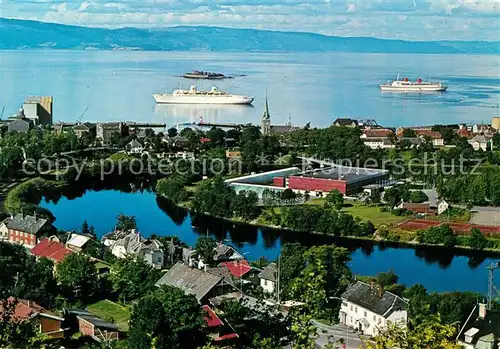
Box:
[1,18,499,54]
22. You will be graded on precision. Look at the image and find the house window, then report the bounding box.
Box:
[350,305,353,311]
[355,307,358,313]
[373,315,376,321]
[264,280,267,286]
[364,311,367,317]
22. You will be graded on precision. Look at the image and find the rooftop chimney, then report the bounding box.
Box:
[479,303,487,320]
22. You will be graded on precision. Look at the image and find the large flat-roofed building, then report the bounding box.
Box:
[288,165,390,195]
[23,96,53,126]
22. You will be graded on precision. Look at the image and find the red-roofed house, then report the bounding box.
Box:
[200,137,211,144]
[361,129,394,138]
[31,237,73,263]
[219,260,253,279]
[414,130,444,146]
[202,305,239,345]
[0,298,65,338]
[398,203,436,216]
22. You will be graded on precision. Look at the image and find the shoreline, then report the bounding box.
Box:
[160,194,500,257]
[5,177,500,257]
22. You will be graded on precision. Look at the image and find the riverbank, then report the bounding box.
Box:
[6,176,500,257]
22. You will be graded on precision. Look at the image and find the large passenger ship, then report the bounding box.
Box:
[379,76,448,92]
[153,86,254,105]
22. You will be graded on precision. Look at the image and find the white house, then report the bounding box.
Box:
[339,281,408,337]
[437,199,450,215]
[361,138,395,150]
[0,217,11,240]
[66,233,91,252]
[258,262,277,295]
[126,139,144,154]
[457,303,500,349]
[110,230,164,268]
[468,135,490,151]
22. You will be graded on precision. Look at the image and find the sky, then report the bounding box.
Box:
[0,0,499,41]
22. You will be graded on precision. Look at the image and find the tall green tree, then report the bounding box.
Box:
[195,237,217,266]
[56,253,100,304]
[128,286,204,349]
[116,214,137,231]
[325,190,344,210]
[111,258,161,303]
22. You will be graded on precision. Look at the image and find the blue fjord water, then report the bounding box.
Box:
[41,190,500,294]
[0,50,498,127]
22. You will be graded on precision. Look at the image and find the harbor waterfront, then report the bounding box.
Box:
[1,50,498,127]
[40,189,500,294]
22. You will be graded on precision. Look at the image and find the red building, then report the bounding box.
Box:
[5,213,50,248]
[0,298,65,339]
[288,176,347,194]
[31,237,73,263]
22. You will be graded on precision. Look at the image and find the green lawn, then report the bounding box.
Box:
[87,300,131,331]
[341,205,405,226]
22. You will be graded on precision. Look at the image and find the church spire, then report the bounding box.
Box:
[261,91,271,136]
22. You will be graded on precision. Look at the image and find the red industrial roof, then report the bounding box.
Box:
[415,130,442,139]
[219,260,252,278]
[31,238,73,263]
[202,305,223,328]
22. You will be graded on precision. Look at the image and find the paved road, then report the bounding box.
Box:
[313,321,368,348]
[470,206,500,225]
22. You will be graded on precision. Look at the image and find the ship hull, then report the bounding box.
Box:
[183,74,225,79]
[379,85,448,92]
[153,94,254,105]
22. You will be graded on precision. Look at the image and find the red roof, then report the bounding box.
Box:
[415,129,442,139]
[456,128,471,138]
[31,238,73,263]
[362,129,394,138]
[200,137,211,143]
[0,298,52,321]
[219,260,252,278]
[215,333,239,341]
[202,305,223,328]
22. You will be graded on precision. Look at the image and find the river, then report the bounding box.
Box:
[40,189,500,294]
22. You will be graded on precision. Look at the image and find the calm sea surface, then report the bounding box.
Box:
[1,50,499,127]
[41,190,500,294]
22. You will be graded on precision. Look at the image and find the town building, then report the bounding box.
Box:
[258,262,277,294]
[361,137,395,149]
[0,217,11,240]
[213,242,245,262]
[492,117,500,132]
[96,122,126,145]
[66,233,91,252]
[360,129,394,138]
[457,304,500,349]
[31,237,73,263]
[125,139,144,154]
[73,122,96,138]
[437,199,450,215]
[339,281,408,337]
[473,123,496,136]
[8,114,34,133]
[6,213,50,248]
[202,305,239,345]
[64,309,120,343]
[260,96,300,136]
[22,96,53,126]
[288,165,390,195]
[0,298,65,339]
[155,262,234,303]
[414,129,445,146]
[333,118,359,127]
[397,202,436,216]
[469,135,491,151]
[110,230,164,268]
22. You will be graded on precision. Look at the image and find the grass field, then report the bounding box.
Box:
[341,205,406,226]
[87,300,131,331]
[307,199,405,226]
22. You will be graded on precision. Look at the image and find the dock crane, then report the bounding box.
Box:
[76,106,89,124]
[488,262,500,310]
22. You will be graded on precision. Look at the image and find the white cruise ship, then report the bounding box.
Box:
[153,86,254,105]
[379,77,448,92]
